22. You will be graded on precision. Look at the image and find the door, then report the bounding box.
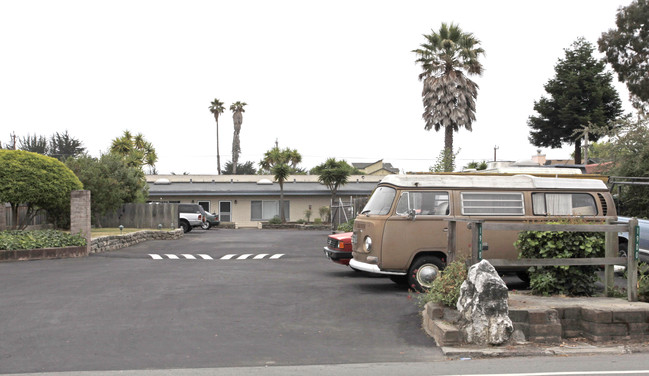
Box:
[219,201,232,222]
[381,191,450,270]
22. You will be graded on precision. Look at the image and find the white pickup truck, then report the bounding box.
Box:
[178,203,207,233]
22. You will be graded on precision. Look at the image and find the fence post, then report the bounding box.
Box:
[469,221,483,264]
[604,217,616,296]
[628,218,639,302]
[0,203,6,231]
[447,220,457,264]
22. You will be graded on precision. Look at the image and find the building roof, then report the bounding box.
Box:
[147,175,382,197]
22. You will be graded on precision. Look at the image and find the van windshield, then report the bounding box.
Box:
[361,186,396,215]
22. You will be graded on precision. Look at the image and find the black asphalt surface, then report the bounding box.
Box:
[0,229,443,374]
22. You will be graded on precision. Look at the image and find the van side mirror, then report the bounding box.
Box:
[407,209,417,221]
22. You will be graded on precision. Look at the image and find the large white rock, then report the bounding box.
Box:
[456,260,513,345]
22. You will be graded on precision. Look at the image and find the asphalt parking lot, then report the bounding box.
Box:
[0,229,443,374]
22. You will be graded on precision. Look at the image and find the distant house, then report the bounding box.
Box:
[147,174,382,228]
[352,160,399,176]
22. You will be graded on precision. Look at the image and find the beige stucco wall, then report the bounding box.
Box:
[153,194,332,227]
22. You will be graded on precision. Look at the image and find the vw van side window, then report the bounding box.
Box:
[396,191,449,216]
[461,192,524,215]
[532,193,597,216]
[361,187,396,215]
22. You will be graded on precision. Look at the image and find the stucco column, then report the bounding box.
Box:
[70,190,91,255]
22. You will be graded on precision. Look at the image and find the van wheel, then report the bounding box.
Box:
[408,256,444,292]
[179,220,190,233]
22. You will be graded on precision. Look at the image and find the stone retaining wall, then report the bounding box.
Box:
[90,229,184,253]
[0,246,88,262]
[423,300,649,346]
[0,229,184,262]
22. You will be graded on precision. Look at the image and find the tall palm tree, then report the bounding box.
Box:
[260,146,302,223]
[230,101,247,174]
[208,98,226,174]
[413,23,484,171]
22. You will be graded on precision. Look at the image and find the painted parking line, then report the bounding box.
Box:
[148,253,285,260]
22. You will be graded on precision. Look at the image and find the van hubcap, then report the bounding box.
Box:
[417,264,439,288]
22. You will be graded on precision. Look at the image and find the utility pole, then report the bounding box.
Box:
[493,145,499,162]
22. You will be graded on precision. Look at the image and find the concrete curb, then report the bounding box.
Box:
[441,342,631,359]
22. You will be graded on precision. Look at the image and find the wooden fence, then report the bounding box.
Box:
[446,218,639,302]
[1,204,49,230]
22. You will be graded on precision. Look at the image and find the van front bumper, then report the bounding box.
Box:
[349,259,406,276]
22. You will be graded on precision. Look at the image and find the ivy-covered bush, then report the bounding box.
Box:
[0,230,86,251]
[416,258,468,308]
[515,223,604,296]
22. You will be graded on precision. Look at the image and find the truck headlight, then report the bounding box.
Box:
[364,236,372,252]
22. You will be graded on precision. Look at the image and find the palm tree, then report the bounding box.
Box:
[230,101,247,174]
[413,23,484,171]
[208,98,226,174]
[260,146,302,223]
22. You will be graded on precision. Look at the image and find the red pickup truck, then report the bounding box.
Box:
[323,232,353,266]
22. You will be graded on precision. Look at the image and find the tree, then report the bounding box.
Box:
[413,23,484,171]
[311,158,355,207]
[259,146,302,223]
[223,160,257,175]
[209,98,226,175]
[0,150,83,229]
[19,134,49,155]
[528,38,623,164]
[599,0,649,113]
[230,101,247,174]
[49,131,85,161]
[109,130,158,173]
[66,153,147,226]
[605,116,649,217]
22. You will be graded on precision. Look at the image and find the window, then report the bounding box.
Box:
[461,192,524,215]
[532,193,597,216]
[395,191,449,216]
[198,201,211,213]
[251,200,290,221]
[361,187,396,215]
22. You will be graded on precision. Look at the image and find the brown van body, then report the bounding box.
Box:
[349,174,616,289]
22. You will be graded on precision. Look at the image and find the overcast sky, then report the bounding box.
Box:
[0,0,635,175]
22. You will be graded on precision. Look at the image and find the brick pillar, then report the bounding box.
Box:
[70,190,91,255]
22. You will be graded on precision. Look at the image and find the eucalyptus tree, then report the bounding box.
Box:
[209,98,226,174]
[413,23,484,171]
[259,146,302,223]
[230,101,247,174]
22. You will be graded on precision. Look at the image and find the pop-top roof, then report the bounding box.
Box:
[379,174,608,190]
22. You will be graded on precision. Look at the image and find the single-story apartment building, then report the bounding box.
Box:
[147,174,382,228]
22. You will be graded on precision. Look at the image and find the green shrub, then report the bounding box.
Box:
[638,263,649,302]
[416,258,467,308]
[268,216,282,225]
[314,218,322,225]
[337,218,355,232]
[515,222,604,296]
[0,230,86,250]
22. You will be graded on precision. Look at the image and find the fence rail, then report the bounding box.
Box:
[1,204,49,230]
[446,218,639,302]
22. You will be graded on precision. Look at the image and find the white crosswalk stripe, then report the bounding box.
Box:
[148,253,284,260]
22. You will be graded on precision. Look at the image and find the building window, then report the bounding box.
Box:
[461,192,524,215]
[251,200,290,221]
[198,201,211,212]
